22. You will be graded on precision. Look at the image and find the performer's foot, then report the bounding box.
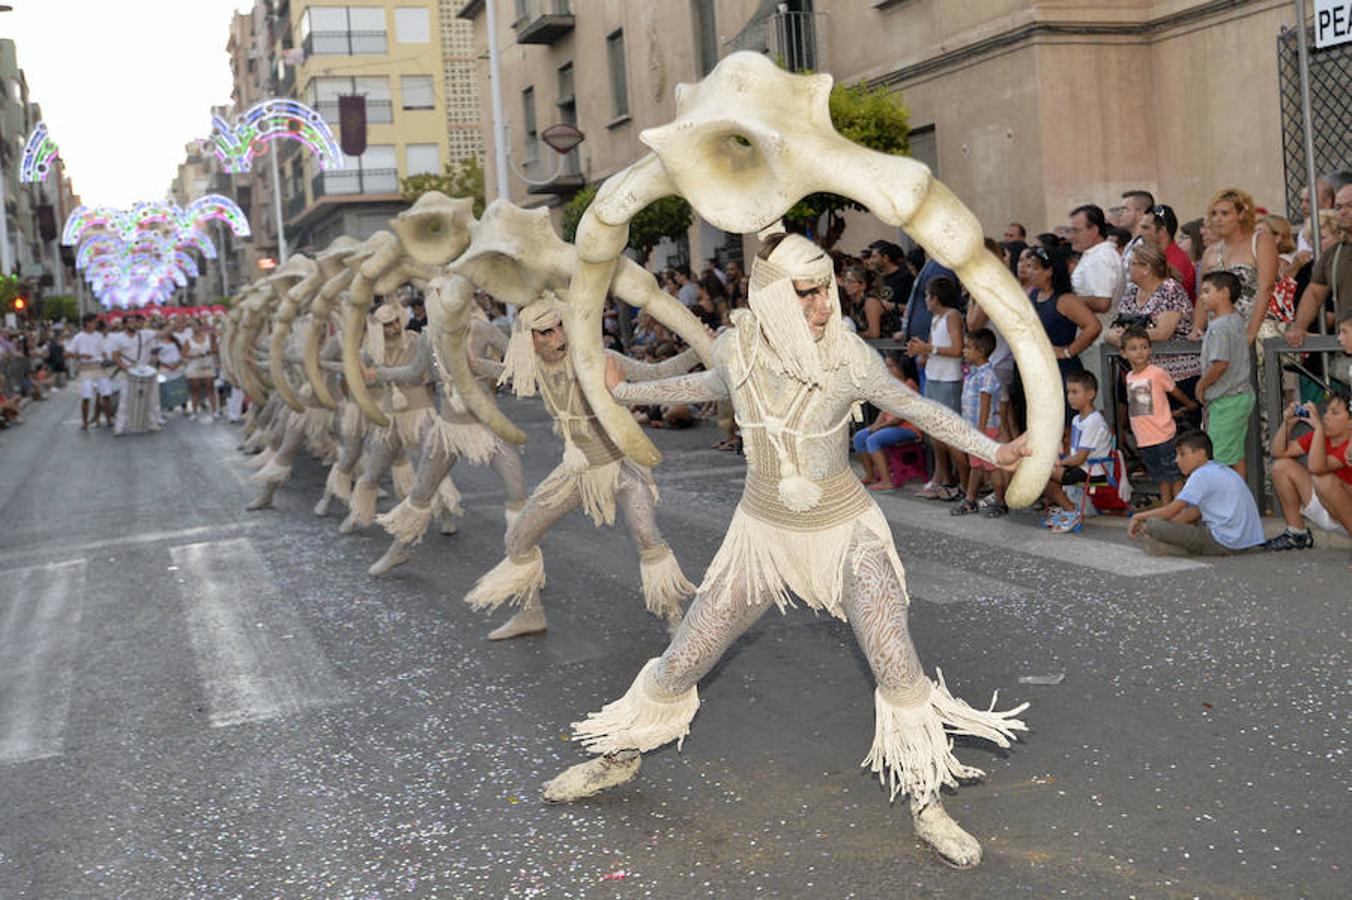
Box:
[338,511,358,534]
[368,541,411,577]
[313,492,334,517]
[487,605,546,640]
[912,801,982,869]
[541,751,641,803]
[246,484,277,511]
[439,515,458,536]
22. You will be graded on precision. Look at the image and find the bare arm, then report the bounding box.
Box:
[860,297,883,339]
[1245,230,1278,343]
[1285,282,1329,347]
[1055,293,1103,356]
[1128,498,1191,536]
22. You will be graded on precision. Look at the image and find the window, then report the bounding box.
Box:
[316,144,398,196]
[301,6,387,55]
[308,76,393,123]
[401,74,435,110]
[691,0,718,76]
[556,62,574,104]
[522,86,538,161]
[394,7,430,42]
[406,143,440,175]
[606,30,628,119]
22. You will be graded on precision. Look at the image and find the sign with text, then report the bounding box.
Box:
[1316,0,1352,48]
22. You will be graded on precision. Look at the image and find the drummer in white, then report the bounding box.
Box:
[106,314,163,436]
[67,313,113,431]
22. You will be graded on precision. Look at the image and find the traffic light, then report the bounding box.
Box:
[11,295,26,313]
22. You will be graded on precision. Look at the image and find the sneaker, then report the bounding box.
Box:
[1263,529,1314,551]
[916,480,942,499]
[1048,509,1082,533]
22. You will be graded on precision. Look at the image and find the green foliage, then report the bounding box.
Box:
[784,80,910,247]
[0,275,20,310]
[40,295,78,322]
[562,186,693,266]
[401,156,487,217]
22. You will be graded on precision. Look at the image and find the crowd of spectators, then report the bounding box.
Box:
[0,311,227,435]
[629,170,1352,565]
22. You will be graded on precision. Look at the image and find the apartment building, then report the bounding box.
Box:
[459,0,1309,263]
[0,39,77,299]
[265,0,455,252]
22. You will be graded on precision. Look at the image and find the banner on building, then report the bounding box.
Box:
[338,95,367,157]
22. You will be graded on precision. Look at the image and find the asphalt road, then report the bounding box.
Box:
[0,387,1347,898]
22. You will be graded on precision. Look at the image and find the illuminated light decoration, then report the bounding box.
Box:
[20,122,60,183]
[208,98,343,174]
[62,205,125,246]
[174,250,201,279]
[185,194,252,237]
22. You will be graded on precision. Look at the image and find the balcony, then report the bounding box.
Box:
[302,30,388,56]
[512,0,574,45]
[314,98,394,125]
[725,10,828,73]
[311,168,400,200]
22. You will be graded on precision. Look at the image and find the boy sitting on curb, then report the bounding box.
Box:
[1127,430,1265,556]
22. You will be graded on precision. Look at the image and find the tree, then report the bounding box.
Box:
[784,80,910,249]
[39,294,78,322]
[561,185,693,267]
[401,156,486,217]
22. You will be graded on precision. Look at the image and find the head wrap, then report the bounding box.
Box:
[747,232,842,386]
[499,293,564,398]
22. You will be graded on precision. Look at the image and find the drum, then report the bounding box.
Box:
[123,367,158,433]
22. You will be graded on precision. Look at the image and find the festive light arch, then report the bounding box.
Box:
[185,194,252,237]
[209,98,342,174]
[20,122,60,183]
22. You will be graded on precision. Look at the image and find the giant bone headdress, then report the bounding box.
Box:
[745,230,844,387]
[266,254,321,413]
[563,52,1060,504]
[301,235,362,409]
[439,199,715,439]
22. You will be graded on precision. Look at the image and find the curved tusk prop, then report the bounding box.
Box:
[268,296,305,412]
[426,274,526,445]
[565,52,1059,505]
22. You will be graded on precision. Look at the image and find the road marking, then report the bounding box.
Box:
[874,492,1208,576]
[171,538,343,728]
[0,559,88,764]
[901,556,1032,605]
[0,522,260,569]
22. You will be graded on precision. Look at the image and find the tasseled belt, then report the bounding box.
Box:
[740,468,872,531]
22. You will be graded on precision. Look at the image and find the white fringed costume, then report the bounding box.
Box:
[340,304,435,531]
[464,300,701,632]
[567,235,1029,819]
[369,310,529,576]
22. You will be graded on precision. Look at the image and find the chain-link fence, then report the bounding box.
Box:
[1277,25,1352,219]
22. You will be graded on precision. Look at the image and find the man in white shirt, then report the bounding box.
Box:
[106,314,162,435]
[68,313,113,431]
[1068,203,1125,389]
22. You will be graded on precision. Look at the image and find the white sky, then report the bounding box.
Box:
[2,0,256,208]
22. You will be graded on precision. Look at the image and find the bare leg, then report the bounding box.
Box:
[1270,458,1312,528]
[867,449,892,485]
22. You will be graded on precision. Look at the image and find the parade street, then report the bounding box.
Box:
[0,388,1342,898]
